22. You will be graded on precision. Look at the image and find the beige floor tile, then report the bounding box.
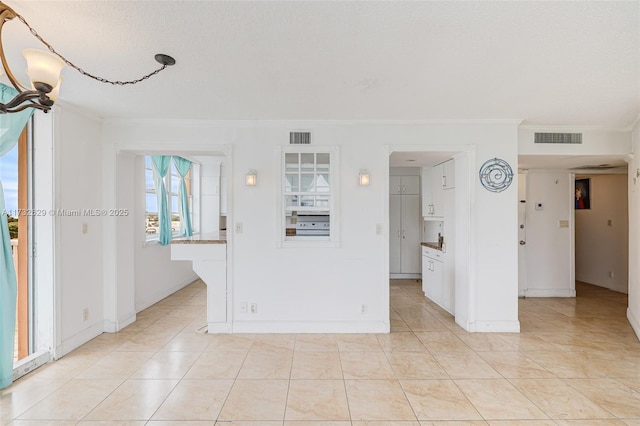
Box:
[421,422,487,426]
[251,334,296,351]
[523,351,608,378]
[27,351,106,380]
[151,379,233,420]
[345,379,417,421]
[7,421,78,426]
[77,351,155,379]
[84,379,178,420]
[456,333,518,352]
[76,422,148,425]
[511,378,615,419]
[566,378,640,418]
[286,422,351,426]
[115,330,179,352]
[386,352,448,379]
[487,421,555,426]
[218,380,289,421]
[147,421,213,426]
[455,379,549,420]
[413,332,471,353]
[340,351,396,379]
[391,318,412,332]
[477,351,555,379]
[403,316,449,332]
[18,378,123,420]
[377,332,427,352]
[431,351,501,379]
[0,377,69,421]
[131,351,200,379]
[352,422,421,426]
[554,421,630,426]
[160,332,213,352]
[285,380,350,421]
[236,349,293,379]
[206,334,255,352]
[337,334,384,352]
[215,422,281,426]
[401,379,483,420]
[184,350,247,380]
[290,351,342,379]
[294,334,339,352]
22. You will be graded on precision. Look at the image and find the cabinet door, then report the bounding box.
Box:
[400,194,421,273]
[431,164,444,217]
[421,167,433,216]
[422,255,431,296]
[442,260,455,314]
[443,159,455,190]
[389,195,402,273]
[402,176,420,195]
[390,176,403,195]
[431,258,444,307]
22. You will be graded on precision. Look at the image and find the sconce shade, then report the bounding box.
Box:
[23,48,66,92]
[245,170,257,186]
[359,170,370,186]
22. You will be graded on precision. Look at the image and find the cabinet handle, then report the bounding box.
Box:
[442,176,446,187]
[402,230,405,239]
[402,185,406,193]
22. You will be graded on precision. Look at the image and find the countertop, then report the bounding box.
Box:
[421,242,443,251]
[171,231,227,244]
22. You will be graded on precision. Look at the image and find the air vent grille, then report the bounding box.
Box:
[534,132,582,144]
[290,131,311,144]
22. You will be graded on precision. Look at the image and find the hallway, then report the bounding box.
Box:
[1,280,640,424]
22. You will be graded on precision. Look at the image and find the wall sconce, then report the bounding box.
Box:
[359,170,370,186]
[245,170,257,186]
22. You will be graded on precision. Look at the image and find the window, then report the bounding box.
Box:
[145,155,195,241]
[279,146,339,247]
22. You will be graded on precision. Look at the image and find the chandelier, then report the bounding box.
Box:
[0,1,175,114]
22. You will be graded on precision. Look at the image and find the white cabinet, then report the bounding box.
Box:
[421,245,454,314]
[390,193,421,274]
[422,165,444,218]
[443,159,455,190]
[390,175,420,195]
[219,164,228,216]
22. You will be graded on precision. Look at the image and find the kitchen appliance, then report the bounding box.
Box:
[295,215,330,236]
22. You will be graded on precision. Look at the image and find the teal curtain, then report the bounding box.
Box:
[1,84,34,390]
[151,155,172,245]
[173,156,192,237]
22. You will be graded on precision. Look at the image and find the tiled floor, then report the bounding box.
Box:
[2,279,640,425]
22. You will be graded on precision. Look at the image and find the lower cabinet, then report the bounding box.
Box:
[422,246,454,314]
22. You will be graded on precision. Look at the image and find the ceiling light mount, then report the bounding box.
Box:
[0,1,176,113]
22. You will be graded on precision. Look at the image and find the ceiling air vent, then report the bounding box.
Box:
[534,132,582,144]
[290,131,311,145]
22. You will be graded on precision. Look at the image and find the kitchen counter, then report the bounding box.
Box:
[421,242,443,251]
[171,231,227,244]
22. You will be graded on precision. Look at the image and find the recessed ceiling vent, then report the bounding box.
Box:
[290,131,311,145]
[534,132,582,144]
[571,164,620,170]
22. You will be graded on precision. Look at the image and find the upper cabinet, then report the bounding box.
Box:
[422,159,455,218]
[443,159,455,190]
[390,175,420,195]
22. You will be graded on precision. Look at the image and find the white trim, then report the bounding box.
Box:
[468,320,521,333]
[231,320,390,334]
[390,273,421,280]
[103,313,136,334]
[521,289,576,298]
[628,307,640,342]
[12,351,50,381]
[208,322,233,333]
[58,322,103,357]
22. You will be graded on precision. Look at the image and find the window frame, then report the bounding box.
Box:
[276,145,340,248]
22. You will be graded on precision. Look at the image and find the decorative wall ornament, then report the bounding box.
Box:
[479,158,514,192]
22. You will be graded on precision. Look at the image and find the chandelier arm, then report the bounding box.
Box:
[2,99,48,113]
[0,5,28,92]
[16,13,172,86]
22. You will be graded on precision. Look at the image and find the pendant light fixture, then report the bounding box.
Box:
[0,1,175,113]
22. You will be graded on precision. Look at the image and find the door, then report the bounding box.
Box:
[400,194,420,273]
[389,194,402,273]
[518,173,527,295]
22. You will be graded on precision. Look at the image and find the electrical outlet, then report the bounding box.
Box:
[609,271,615,278]
[249,303,258,314]
[376,224,382,235]
[559,220,569,228]
[240,302,248,314]
[82,308,89,322]
[235,223,243,234]
[81,223,88,234]
[360,304,367,314]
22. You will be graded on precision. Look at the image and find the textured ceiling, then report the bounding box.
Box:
[2,1,638,127]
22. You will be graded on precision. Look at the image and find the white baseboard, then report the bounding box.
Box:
[468,320,521,333]
[521,289,576,298]
[390,274,421,280]
[628,308,640,342]
[135,274,198,313]
[207,322,233,333]
[58,322,104,356]
[230,320,390,334]
[103,312,137,333]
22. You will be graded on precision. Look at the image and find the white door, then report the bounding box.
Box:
[401,194,421,273]
[518,173,527,295]
[389,194,402,273]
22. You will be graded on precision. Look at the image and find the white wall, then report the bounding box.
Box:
[53,105,105,354]
[575,174,629,293]
[131,155,198,313]
[628,120,640,340]
[522,170,574,297]
[102,119,521,333]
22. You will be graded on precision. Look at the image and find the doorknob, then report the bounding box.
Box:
[519,240,526,245]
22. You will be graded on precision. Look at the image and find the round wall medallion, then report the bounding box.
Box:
[479,158,514,193]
